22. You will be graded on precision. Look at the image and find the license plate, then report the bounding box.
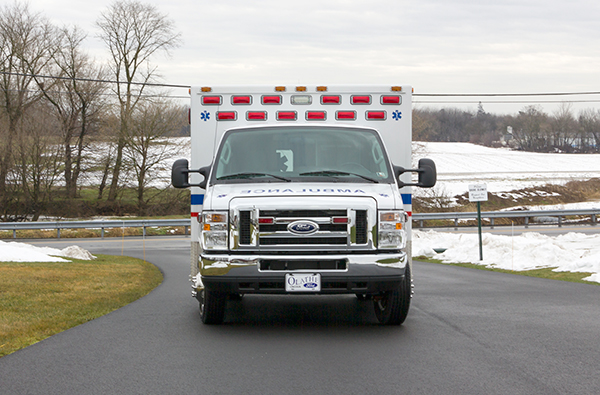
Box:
[285,273,321,292]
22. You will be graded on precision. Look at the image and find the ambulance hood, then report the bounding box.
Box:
[203,182,403,210]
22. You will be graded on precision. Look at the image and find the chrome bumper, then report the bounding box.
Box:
[192,251,408,296]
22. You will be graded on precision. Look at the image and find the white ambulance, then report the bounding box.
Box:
[172,85,436,325]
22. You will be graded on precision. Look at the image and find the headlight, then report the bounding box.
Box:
[378,210,406,250]
[201,211,228,250]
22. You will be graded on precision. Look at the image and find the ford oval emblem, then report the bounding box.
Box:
[288,220,319,235]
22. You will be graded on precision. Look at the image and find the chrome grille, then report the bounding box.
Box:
[230,197,376,251]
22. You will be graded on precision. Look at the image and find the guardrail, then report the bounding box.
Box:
[0,209,598,239]
[0,219,191,239]
[412,208,599,229]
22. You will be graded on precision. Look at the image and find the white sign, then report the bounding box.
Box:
[468,183,488,202]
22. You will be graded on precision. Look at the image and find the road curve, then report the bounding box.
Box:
[1,237,599,394]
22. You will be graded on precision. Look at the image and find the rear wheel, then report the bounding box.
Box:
[373,265,411,325]
[199,287,226,324]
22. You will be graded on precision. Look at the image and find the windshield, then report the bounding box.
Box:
[212,126,394,184]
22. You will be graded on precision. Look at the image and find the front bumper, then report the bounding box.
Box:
[194,251,408,295]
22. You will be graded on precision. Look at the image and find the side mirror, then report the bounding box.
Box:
[394,158,437,189]
[172,159,190,188]
[416,158,436,188]
[171,159,211,189]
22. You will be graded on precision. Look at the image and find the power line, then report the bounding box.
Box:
[0,71,190,89]
[415,100,600,104]
[414,91,600,97]
[3,71,600,99]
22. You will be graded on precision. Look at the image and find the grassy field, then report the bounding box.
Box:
[415,256,597,285]
[0,255,163,358]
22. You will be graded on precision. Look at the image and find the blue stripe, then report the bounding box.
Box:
[401,193,412,205]
[191,194,204,205]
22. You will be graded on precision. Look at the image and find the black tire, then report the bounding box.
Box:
[199,287,226,325]
[373,265,411,325]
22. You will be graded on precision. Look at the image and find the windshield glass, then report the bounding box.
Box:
[212,126,394,184]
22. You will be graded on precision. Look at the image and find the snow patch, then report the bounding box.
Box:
[0,241,96,262]
[413,230,600,283]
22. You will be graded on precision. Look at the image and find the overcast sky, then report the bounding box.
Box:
[26,0,600,114]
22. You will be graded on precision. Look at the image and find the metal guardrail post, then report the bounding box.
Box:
[593,214,597,226]
[558,216,562,227]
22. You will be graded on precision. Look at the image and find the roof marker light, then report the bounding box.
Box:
[201,87,212,92]
[296,86,307,92]
[275,86,286,92]
[391,86,402,92]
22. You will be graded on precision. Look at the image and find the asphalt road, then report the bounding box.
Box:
[1,236,599,394]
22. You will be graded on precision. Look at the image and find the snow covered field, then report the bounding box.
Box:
[2,142,600,283]
[417,142,600,197]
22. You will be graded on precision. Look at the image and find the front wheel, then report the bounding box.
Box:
[199,287,226,324]
[373,265,411,325]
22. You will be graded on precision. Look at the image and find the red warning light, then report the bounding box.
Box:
[202,96,222,105]
[262,95,282,105]
[217,111,237,121]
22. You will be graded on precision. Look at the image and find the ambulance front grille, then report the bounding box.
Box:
[237,209,368,248]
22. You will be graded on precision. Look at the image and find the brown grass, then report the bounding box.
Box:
[0,255,163,358]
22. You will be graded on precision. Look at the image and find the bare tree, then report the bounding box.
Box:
[124,100,186,215]
[13,102,61,221]
[0,1,57,220]
[578,108,600,153]
[512,105,549,152]
[96,0,181,203]
[549,103,578,151]
[412,108,437,141]
[40,26,107,198]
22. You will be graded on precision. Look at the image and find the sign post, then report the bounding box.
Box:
[468,184,488,261]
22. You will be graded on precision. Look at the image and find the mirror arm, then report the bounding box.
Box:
[184,166,211,189]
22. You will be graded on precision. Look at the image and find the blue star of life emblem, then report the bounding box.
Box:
[200,110,210,121]
[392,110,402,120]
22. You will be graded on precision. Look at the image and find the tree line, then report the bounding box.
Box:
[414,102,600,153]
[1,1,187,221]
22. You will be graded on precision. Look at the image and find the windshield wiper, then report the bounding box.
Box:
[217,172,291,182]
[299,170,379,183]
